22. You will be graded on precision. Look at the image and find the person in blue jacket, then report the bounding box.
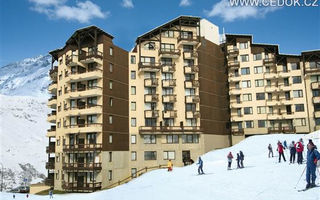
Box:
[197,157,204,175]
[305,140,320,189]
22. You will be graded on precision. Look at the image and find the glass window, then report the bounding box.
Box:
[131,86,136,95]
[131,135,136,144]
[291,62,300,70]
[131,168,137,178]
[254,66,263,74]
[243,94,252,101]
[144,42,155,50]
[161,30,174,38]
[144,151,157,160]
[239,42,248,49]
[295,104,305,112]
[245,121,253,128]
[242,80,251,88]
[258,120,266,128]
[131,71,136,79]
[161,43,175,51]
[240,55,249,62]
[108,170,112,181]
[255,79,264,87]
[131,102,136,111]
[163,151,175,160]
[131,151,137,161]
[166,135,179,144]
[109,47,113,56]
[257,106,266,114]
[109,63,113,72]
[253,53,262,61]
[295,118,306,126]
[293,90,303,98]
[144,135,156,144]
[87,115,97,124]
[141,56,155,64]
[109,115,113,124]
[131,55,136,64]
[241,67,250,75]
[131,118,136,127]
[109,134,113,144]
[244,107,253,115]
[292,76,302,84]
[109,81,113,89]
[256,93,265,100]
[109,97,113,107]
[182,134,199,143]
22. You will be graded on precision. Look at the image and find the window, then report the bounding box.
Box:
[109,47,113,56]
[268,106,273,114]
[131,55,136,64]
[285,91,291,100]
[109,152,112,162]
[237,108,241,116]
[310,61,320,69]
[109,97,113,107]
[242,80,251,88]
[161,43,175,51]
[106,63,112,73]
[244,107,253,115]
[108,170,112,181]
[88,79,97,88]
[144,42,156,50]
[109,115,113,124]
[245,121,253,128]
[109,134,113,144]
[241,67,250,75]
[183,45,194,52]
[131,102,136,111]
[282,65,288,72]
[284,78,289,86]
[144,151,157,160]
[109,80,113,89]
[291,62,300,70]
[292,76,302,84]
[182,134,199,143]
[295,118,306,126]
[131,71,136,79]
[255,79,264,87]
[131,118,136,127]
[254,66,263,74]
[293,90,303,98]
[316,118,320,126]
[240,55,249,62]
[267,93,272,100]
[258,120,266,128]
[140,56,155,64]
[163,151,175,160]
[144,135,156,144]
[131,168,137,178]
[257,106,266,114]
[243,94,252,101]
[166,135,179,143]
[253,53,262,61]
[87,115,97,124]
[295,104,305,112]
[131,86,136,95]
[131,151,137,161]
[131,135,136,144]
[181,31,193,39]
[161,30,174,38]
[239,42,248,49]
[256,93,265,100]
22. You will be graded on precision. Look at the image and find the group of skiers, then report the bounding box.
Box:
[227,151,244,170]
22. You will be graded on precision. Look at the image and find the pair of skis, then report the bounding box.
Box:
[297,185,319,192]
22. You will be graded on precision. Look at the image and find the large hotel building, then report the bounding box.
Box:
[45,16,320,192]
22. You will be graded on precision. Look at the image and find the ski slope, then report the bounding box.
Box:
[1,132,320,200]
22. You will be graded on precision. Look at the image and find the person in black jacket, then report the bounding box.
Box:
[236,153,241,168]
[239,151,244,168]
[289,141,296,164]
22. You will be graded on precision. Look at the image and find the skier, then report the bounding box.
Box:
[49,189,53,199]
[167,159,173,172]
[289,141,296,164]
[283,140,288,149]
[268,144,273,158]
[305,140,320,189]
[277,141,286,163]
[236,153,241,168]
[240,151,244,168]
[13,194,15,199]
[296,139,304,164]
[26,194,29,198]
[197,157,204,175]
[227,152,233,170]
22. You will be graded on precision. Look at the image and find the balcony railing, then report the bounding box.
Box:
[163,110,177,118]
[144,94,159,102]
[144,78,158,87]
[186,111,200,118]
[185,95,200,103]
[228,61,240,68]
[66,123,102,129]
[144,110,159,118]
[47,126,56,132]
[162,79,176,87]
[69,86,102,93]
[311,82,320,89]
[62,182,102,192]
[67,104,102,111]
[161,63,176,72]
[44,178,54,186]
[138,62,161,71]
[227,48,239,55]
[47,110,56,117]
[263,57,275,66]
[63,143,102,152]
[46,143,55,153]
[177,35,200,43]
[184,65,199,73]
[159,48,181,56]
[65,55,78,66]
[183,51,198,59]
[139,126,202,134]
[163,95,177,103]
[231,128,244,136]
[49,66,58,77]
[79,50,103,62]
[62,162,102,170]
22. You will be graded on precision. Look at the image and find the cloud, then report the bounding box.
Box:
[205,0,280,22]
[122,0,134,8]
[179,0,191,6]
[29,0,108,23]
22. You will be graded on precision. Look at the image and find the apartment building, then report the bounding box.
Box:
[128,16,230,174]
[225,34,313,144]
[47,26,129,192]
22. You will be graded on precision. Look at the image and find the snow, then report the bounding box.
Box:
[1,132,319,200]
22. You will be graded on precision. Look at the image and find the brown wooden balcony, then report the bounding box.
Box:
[268,127,282,133]
[144,78,158,87]
[63,143,102,152]
[184,65,199,74]
[228,61,240,68]
[62,162,102,171]
[185,95,200,103]
[65,55,78,66]
[62,182,101,192]
[282,126,296,133]
[178,35,200,45]
[263,57,275,66]
[231,128,244,136]
[163,110,177,118]
[163,95,177,103]
[139,126,202,134]
[78,50,103,63]
[144,94,159,102]
[162,79,176,87]
[46,161,55,170]
[46,142,55,153]
[161,63,176,72]
[227,48,239,57]
[159,48,181,58]
[144,110,159,118]
[138,62,161,71]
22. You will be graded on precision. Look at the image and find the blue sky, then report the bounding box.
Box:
[0,0,319,66]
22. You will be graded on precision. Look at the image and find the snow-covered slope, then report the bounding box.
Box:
[2,132,319,200]
[0,55,51,97]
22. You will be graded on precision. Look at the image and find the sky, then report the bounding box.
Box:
[0,0,319,66]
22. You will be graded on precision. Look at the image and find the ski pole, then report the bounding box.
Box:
[294,166,307,189]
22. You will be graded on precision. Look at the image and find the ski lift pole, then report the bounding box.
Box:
[294,166,307,189]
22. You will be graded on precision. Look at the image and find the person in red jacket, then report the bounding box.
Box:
[295,138,304,164]
[227,152,234,170]
[277,141,286,163]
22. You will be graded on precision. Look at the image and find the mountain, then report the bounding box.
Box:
[0,55,52,190]
[1,132,319,199]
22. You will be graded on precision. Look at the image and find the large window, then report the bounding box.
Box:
[144,151,157,160]
[295,118,306,127]
[243,94,252,101]
[161,30,174,38]
[292,76,302,84]
[253,53,262,61]
[182,134,199,143]
[256,93,265,100]
[163,151,175,160]
[244,107,253,115]
[87,115,97,124]
[241,67,250,75]
[144,135,156,144]
[245,121,253,128]
[258,120,267,128]
[291,63,300,70]
[130,55,136,64]
[166,135,179,144]
[140,56,155,64]
[240,55,249,62]
[293,90,303,98]
[161,43,175,51]
[144,42,156,50]
[242,80,251,88]
[295,104,305,112]
[257,106,266,114]
[180,31,193,39]
[131,135,136,144]
[255,79,264,87]
[239,42,248,49]
[254,66,263,74]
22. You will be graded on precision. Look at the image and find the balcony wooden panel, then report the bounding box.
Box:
[68,86,103,98]
[144,94,159,102]
[49,66,58,80]
[263,57,275,66]
[162,79,176,87]
[46,162,55,170]
[177,35,200,45]
[231,128,244,136]
[185,95,200,103]
[268,127,282,133]
[144,78,158,87]
[65,55,78,66]
[66,123,102,133]
[163,95,177,103]
[139,126,202,134]
[227,48,239,58]
[62,162,102,171]
[228,61,240,68]
[161,63,176,72]
[78,50,103,64]
[63,143,102,152]
[144,110,159,118]
[65,104,102,116]
[62,182,101,192]
[138,62,161,72]
[184,65,199,74]
[158,48,181,58]
[162,110,177,118]
[66,68,103,83]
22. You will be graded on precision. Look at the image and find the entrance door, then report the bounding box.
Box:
[77,175,84,188]
[182,151,191,166]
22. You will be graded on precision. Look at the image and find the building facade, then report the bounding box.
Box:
[46,16,320,192]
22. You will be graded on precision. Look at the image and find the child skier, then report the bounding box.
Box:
[305,140,320,189]
[197,157,204,175]
[227,152,233,170]
[167,159,173,171]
